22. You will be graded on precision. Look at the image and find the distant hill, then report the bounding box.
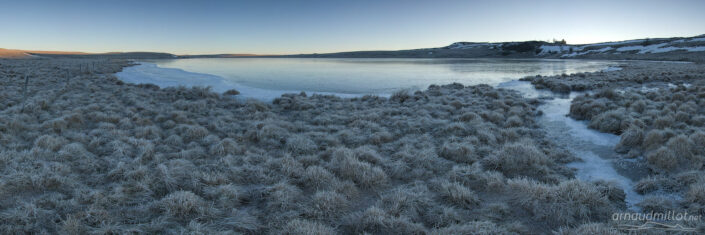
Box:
[31,51,176,59]
[178,54,261,58]
[3,34,704,62]
[0,48,33,58]
[279,35,705,62]
[0,48,175,59]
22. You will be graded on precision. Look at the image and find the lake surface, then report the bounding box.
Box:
[126,58,619,100]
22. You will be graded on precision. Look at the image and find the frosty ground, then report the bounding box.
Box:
[0,58,703,234]
[527,61,705,232]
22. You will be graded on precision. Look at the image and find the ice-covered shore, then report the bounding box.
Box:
[117,62,367,101]
[117,62,236,93]
[500,79,643,211]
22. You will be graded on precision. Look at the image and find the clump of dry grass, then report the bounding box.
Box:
[507,178,617,228]
[588,109,630,134]
[329,147,389,189]
[155,190,209,219]
[646,147,679,172]
[636,196,679,213]
[223,89,240,96]
[308,190,350,219]
[554,223,623,235]
[615,126,643,153]
[438,141,476,164]
[282,219,336,235]
[389,89,410,102]
[430,221,516,234]
[686,181,705,205]
[299,165,338,191]
[286,134,317,154]
[438,181,479,208]
[483,141,558,181]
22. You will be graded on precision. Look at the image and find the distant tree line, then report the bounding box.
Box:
[500,41,545,55]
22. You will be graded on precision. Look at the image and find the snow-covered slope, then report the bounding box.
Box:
[560,36,705,57]
[442,35,705,58]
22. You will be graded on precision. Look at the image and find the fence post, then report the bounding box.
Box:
[21,72,29,112]
[66,69,71,87]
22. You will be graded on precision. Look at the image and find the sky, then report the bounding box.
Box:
[1,0,704,55]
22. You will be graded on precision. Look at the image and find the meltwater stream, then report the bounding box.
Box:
[499,80,643,211]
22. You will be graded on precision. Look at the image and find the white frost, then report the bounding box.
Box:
[116,62,366,101]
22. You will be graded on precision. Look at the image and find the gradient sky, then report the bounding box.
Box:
[1,0,703,54]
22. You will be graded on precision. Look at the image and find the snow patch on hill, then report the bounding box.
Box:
[561,47,614,58]
[444,36,705,58]
[616,43,705,54]
[538,45,581,55]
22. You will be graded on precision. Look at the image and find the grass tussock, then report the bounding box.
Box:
[508,178,618,228]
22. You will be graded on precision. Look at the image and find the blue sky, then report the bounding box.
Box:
[1,0,703,54]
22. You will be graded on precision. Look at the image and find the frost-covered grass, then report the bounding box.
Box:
[570,81,705,218]
[0,58,630,233]
[522,61,705,93]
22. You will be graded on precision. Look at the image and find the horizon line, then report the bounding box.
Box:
[4,33,704,56]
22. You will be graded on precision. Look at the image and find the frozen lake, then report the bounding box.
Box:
[119,58,618,100]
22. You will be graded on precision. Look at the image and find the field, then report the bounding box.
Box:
[0,58,643,234]
[2,58,705,234]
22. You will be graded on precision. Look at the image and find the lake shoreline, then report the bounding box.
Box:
[122,57,617,101]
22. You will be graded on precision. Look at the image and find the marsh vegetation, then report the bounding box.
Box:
[570,83,705,219]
